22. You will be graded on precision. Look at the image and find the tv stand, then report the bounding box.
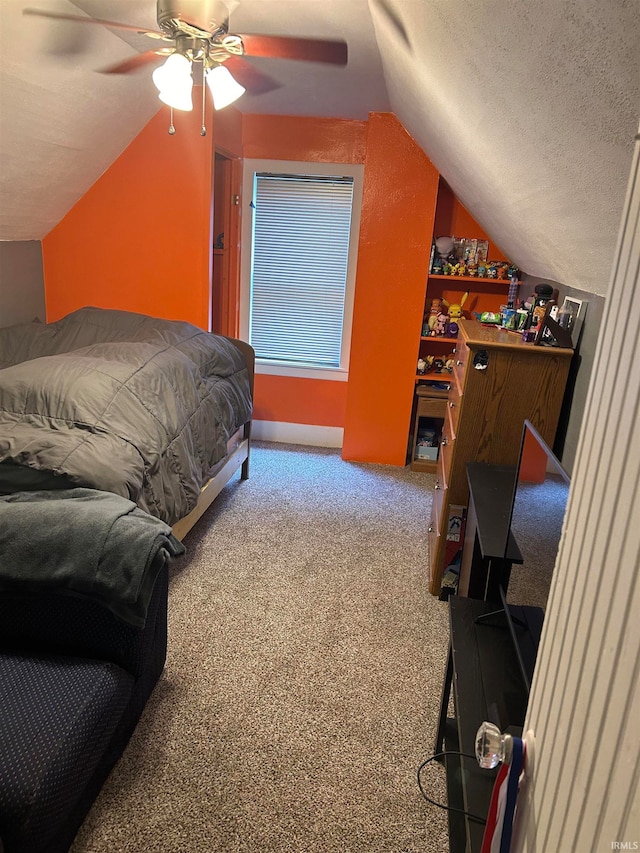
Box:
[435,597,544,851]
[435,462,544,850]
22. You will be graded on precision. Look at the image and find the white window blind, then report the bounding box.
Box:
[250,172,355,368]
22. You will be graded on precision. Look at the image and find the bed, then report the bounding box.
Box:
[0,306,254,539]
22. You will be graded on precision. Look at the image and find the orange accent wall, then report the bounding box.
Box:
[242,115,367,163]
[43,105,243,330]
[253,375,347,426]
[434,180,509,262]
[342,113,440,464]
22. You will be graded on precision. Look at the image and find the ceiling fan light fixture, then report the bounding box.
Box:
[205,64,246,110]
[152,53,194,111]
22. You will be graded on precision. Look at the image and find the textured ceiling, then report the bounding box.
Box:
[0,0,638,296]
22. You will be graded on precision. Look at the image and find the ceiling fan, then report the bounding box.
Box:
[23,1,348,116]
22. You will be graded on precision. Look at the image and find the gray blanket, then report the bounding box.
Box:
[0,489,185,627]
[0,307,252,524]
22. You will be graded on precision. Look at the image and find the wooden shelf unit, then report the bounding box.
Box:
[428,274,511,285]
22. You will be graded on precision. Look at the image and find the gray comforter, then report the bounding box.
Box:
[0,307,252,524]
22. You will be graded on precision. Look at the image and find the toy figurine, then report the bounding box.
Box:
[447,291,469,322]
[456,262,467,276]
[477,264,487,278]
[435,312,448,336]
[467,263,478,276]
[417,358,427,374]
[428,297,444,334]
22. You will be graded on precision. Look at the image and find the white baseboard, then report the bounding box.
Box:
[252,420,344,448]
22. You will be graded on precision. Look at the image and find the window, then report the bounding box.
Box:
[240,160,364,381]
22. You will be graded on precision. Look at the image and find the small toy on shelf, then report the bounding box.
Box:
[434,236,455,265]
[447,291,469,322]
[417,357,428,375]
[435,312,448,336]
[427,297,444,334]
[478,311,501,324]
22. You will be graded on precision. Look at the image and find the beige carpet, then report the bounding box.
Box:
[71,442,451,853]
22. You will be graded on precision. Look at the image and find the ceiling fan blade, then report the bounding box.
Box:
[99,50,173,75]
[223,56,282,95]
[22,8,168,40]
[238,34,348,65]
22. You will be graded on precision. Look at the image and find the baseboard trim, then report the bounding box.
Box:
[252,420,344,448]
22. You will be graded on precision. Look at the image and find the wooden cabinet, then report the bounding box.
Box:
[428,318,573,596]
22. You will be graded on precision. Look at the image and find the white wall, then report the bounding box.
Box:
[0,241,45,327]
[514,130,640,851]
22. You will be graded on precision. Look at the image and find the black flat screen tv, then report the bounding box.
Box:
[496,419,571,694]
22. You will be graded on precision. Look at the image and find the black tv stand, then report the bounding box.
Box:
[435,596,544,851]
[434,462,544,851]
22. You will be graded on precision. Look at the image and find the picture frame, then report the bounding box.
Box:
[558,296,586,345]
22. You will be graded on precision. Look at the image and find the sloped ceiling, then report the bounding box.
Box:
[0,0,638,297]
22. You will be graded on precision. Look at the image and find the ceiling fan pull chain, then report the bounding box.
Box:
[169,107,176,136]
[201,72,207,136]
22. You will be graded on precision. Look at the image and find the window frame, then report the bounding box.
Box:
[239,159,364,382]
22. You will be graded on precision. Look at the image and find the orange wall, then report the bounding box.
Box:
[253,374,348,426]
[434,180,508,262]
[43,105,243,329]
[342,113,440,464]
[242,115,367,163]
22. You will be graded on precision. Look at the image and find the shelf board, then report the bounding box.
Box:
[420,335,458,343]
[415,373,453,387]
[428,274,513,285]
[410,457,439,473]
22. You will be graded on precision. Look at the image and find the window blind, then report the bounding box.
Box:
[250,172,355,368]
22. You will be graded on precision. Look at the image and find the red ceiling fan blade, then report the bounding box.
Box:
[223,56,282,95]
[99,50,171,75]
[22,8,167,40]
[238,34,348,65]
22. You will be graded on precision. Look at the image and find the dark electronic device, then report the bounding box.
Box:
[479,420,571,697]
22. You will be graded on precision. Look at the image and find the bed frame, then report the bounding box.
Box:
[171,337,255,541]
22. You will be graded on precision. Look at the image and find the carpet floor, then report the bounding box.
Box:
[71,442,450,853]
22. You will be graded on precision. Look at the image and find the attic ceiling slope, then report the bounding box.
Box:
[0,0,391,242]
[0,0,163,241]
[371,0,640,297]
